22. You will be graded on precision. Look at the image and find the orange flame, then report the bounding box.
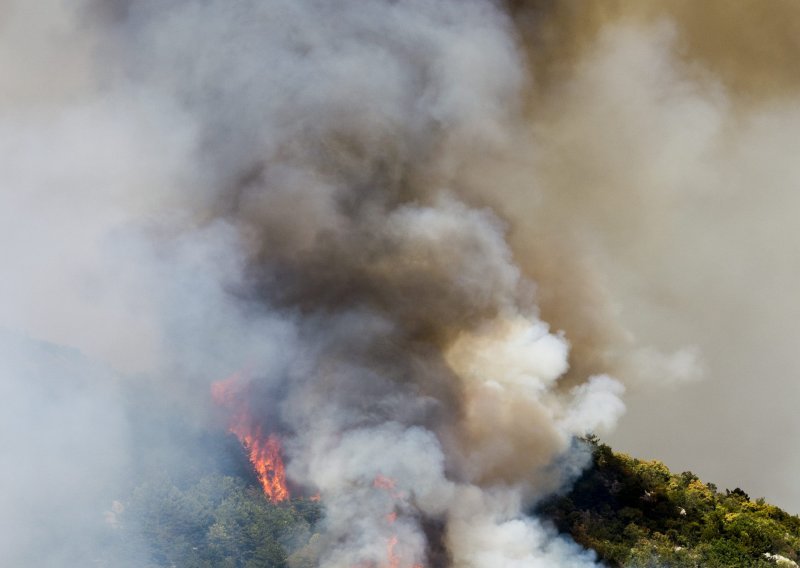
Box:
[372,475,423,568]
[387,536,400,568]
[373,474,396,491]
[212,373,289,502]
[384,535,423,568]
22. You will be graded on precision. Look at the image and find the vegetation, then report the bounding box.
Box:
[539,436,800,567]
[117,474,322,568]
[116,438,800,567]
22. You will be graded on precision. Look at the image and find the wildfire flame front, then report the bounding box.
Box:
[212,374,289,502]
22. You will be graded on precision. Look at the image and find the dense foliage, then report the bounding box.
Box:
[117,475,322,568]
[539,437,800,567]
[116,438,800,567]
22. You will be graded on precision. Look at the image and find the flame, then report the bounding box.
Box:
[383,522,422,568]
[372,475,423,568]
[373,474,396,491]
[211,373,289,502]
[238,430,289,502]
[387,536,400,568]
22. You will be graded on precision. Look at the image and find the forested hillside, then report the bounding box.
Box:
[539,437,800,567]
[107,475,322,568]
[112,438,800,567]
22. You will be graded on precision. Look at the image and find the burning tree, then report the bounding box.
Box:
[212,373,289,503]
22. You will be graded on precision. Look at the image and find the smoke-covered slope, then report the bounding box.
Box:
[113,437,800,568]
[4,1,800,566]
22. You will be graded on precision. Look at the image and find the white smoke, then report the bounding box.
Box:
[13,1,766,566]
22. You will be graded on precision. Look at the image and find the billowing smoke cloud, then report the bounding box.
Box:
[1,1,624,565]
[3,0,799,566]
[506,0,800,512]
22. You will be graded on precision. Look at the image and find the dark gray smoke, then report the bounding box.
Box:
[1,1,625,565]
[4,0,798,566]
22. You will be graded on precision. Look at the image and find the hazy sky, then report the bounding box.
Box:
[509,0,800,514]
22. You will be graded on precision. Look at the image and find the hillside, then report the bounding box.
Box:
[113,437,800,567]
[539,437,800,567]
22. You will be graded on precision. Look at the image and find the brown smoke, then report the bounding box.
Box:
[511,0,800,102]
[4,1,800,566]
[501,0,800,511]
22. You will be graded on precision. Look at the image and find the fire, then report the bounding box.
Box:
[373,474,397,491]
[387,536,400,568]
[211,373,289,502]
[237,430,289,502]
[372,474,423,568]
[382,524,422,568]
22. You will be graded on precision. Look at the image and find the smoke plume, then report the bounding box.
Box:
[3,0,800,565]
[508,0,800,512]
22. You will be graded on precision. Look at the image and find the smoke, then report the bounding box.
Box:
[506,0,800,512]
[3,0,799,566]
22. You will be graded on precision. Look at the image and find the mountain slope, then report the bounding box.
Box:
[539,437,800,567]
[116,437,800,567]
